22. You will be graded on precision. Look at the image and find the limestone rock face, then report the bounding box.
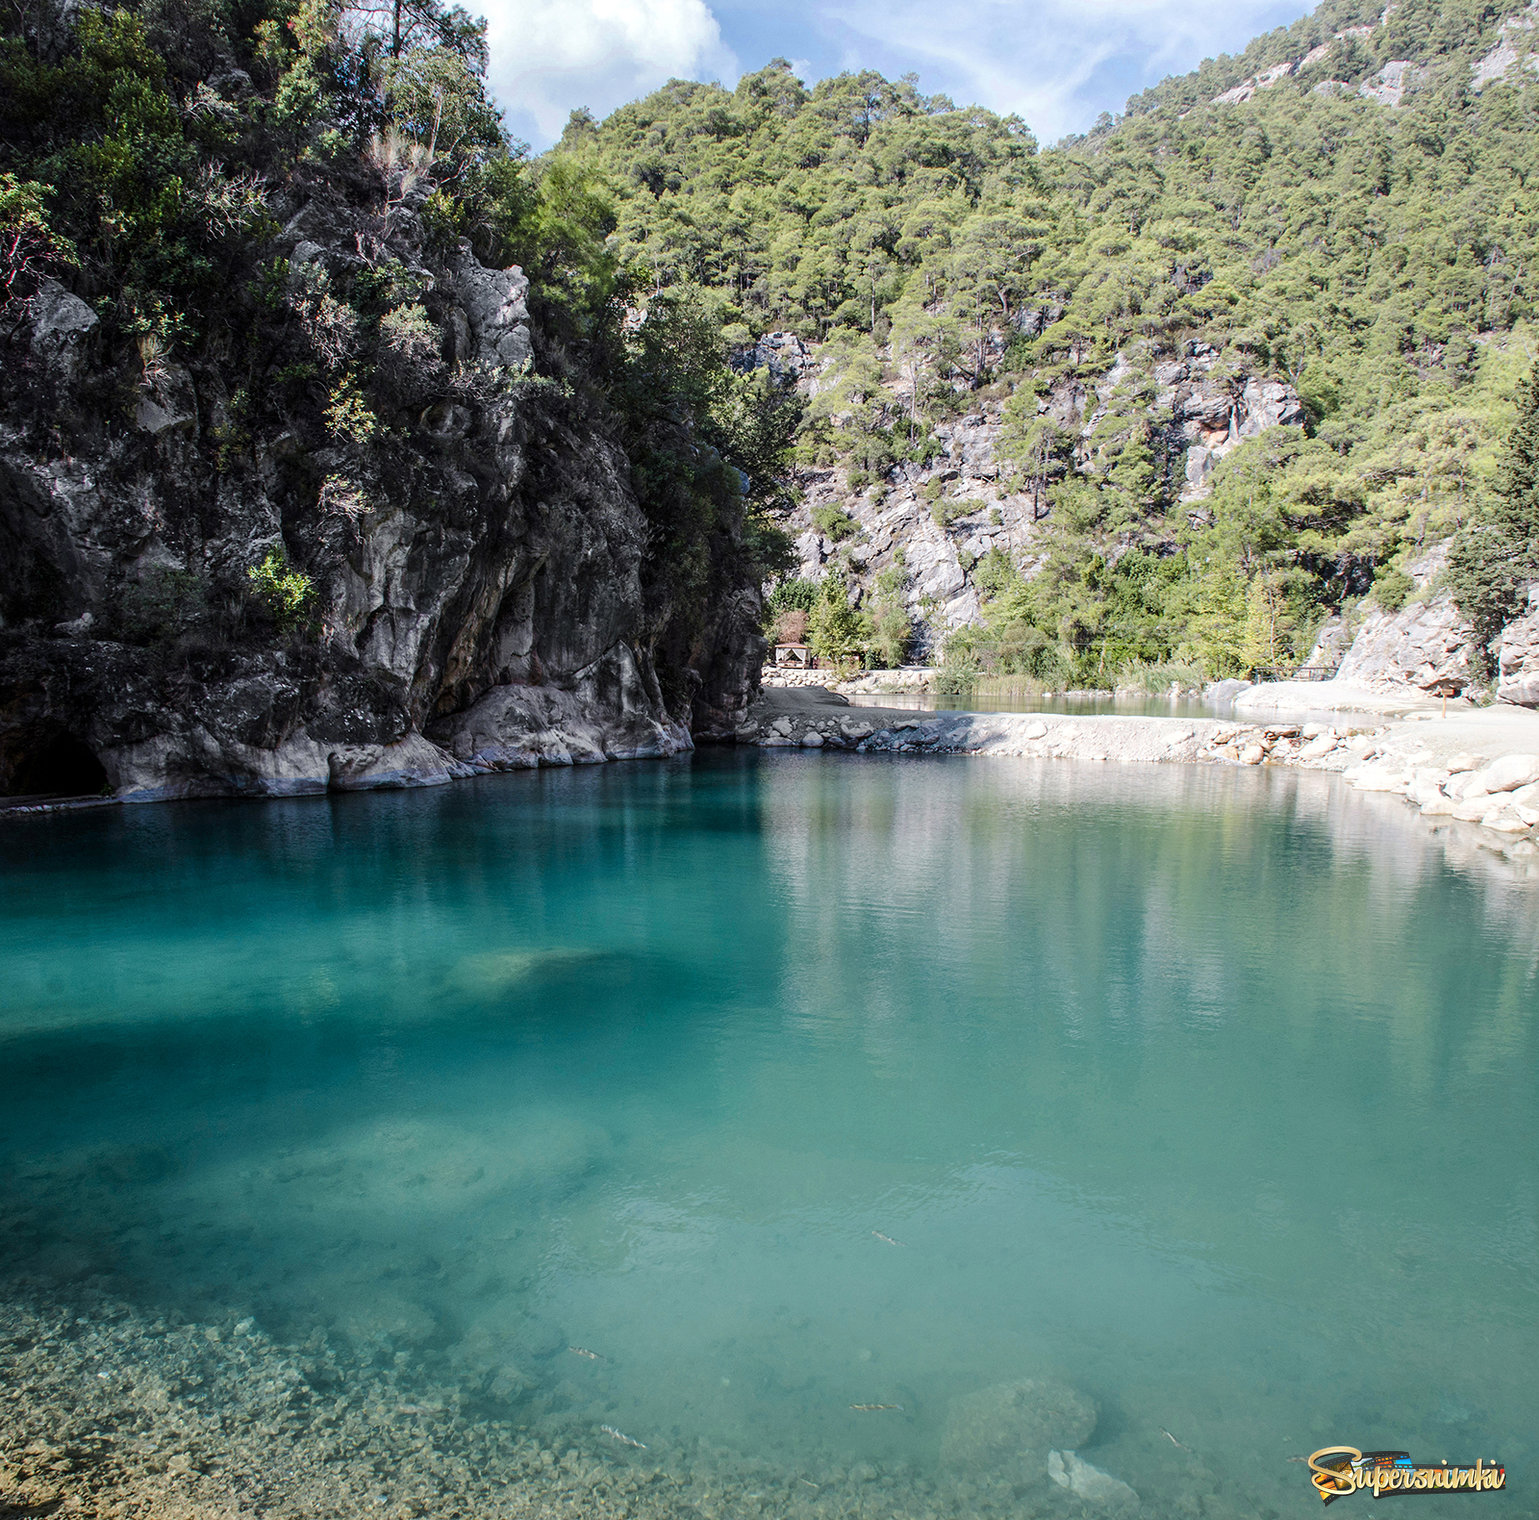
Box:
[775,338,1303,653]
[430,646,692,769]
[1333,592,1475,695]
[1332,547,1476,696]
[939,1378,1098,1470]
[450,250,533,372]
[0,188,760,802]
[1496,587,1539,708]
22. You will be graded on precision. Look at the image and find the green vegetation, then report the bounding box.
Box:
[246,551,318,631]
[0,0,797,684]
[810,503,859,541]
[10,0,1536,687]
[1447,365,1539,670]
[546,4,1539,682]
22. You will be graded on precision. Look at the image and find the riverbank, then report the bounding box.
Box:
[735,686,1539,862]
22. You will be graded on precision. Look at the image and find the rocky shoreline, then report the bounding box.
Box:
[735,685,1539,864]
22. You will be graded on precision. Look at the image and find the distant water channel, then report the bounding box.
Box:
[844,690,1229,719]
[2,753,1536,1517]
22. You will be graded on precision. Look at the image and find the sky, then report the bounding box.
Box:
[482,0,1316,152]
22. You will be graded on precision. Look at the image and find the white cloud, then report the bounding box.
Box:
[484,0,739,147]
[824,0,1309,141]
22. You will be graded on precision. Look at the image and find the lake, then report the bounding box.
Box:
[1,751,1534,1518]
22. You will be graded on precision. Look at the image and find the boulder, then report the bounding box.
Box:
[1480,806,1532,835]
[1048,1450,1140,1510]
[326,734,469,790]
[1452,796,1496,822]
[939,1378,1097,1470]
[1476,754,1539,794]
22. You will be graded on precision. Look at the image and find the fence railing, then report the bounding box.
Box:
[1250,665,1338,683]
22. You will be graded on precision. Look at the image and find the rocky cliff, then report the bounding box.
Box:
[0,185,763,802]
[767,334,1304,652]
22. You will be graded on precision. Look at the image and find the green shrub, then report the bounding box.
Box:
[247,551,318,630]
[811,503,860,541]
[1370,565,1413,613]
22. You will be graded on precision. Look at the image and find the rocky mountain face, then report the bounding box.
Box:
[767,334,1304,651]
[1204,1,1539,109]
[0,186,762,802]
[1299,545,1539,708]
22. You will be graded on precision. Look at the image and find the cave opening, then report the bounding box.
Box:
[4,730,110,799]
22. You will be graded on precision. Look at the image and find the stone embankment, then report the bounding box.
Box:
[737,688,1539,858]
[762,666,939,694]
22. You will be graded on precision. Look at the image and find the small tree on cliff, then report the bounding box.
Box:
[1448,368,1539,669]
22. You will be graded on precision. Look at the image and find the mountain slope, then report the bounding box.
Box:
[563,0,1539,686]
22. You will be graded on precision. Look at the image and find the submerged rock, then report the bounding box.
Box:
[939,1377,1097,1469]
[1048,1449,1140,1509]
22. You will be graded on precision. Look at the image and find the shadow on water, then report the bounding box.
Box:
[1,750,1536,1515]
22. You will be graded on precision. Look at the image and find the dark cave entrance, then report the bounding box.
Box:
[3,730,110,799]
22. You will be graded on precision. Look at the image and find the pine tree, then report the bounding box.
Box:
[1448,369,1539,668]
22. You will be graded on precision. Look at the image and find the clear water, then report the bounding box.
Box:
[2,753,1536,1516]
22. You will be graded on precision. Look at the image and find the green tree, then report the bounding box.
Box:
[1448,367,1539,664]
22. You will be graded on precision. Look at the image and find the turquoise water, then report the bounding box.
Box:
[2,753,1536,1516]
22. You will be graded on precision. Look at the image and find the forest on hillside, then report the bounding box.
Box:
[554,0,1539,683]
[4,0,1539,687]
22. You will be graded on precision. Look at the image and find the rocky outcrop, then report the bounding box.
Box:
[1162,358,1305,499]
[1209,18,1419,109]
[1333,594,1474,695]
[1471,2,1539,90]
[778,340,1303,650]
[0,189,760,802]
[1331,546,1476,696]
[430,646,690,769]
[1496,586,1539,708]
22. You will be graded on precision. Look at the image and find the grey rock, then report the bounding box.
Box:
[1496,587,1539,708]
[1359,60,1422,107]
[0,191,759,802]
[429,650,691,771]
[1475,753,1539,794]
[1048,1450,1139,1510]
[450,247,531,371]
[1472,5,1539,91]
[1335,555,1476,695]
[27,279,98,350]
[326,734,469,790]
